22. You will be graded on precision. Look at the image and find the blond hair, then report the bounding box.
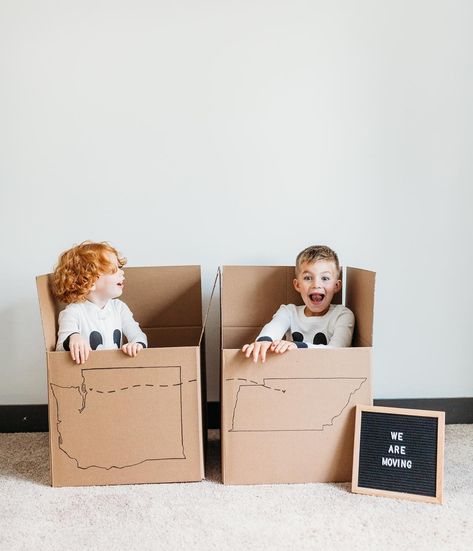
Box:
[52,241,126,304]
[295,245,340,275]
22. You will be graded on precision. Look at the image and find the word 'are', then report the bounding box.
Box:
[381,431,412,469]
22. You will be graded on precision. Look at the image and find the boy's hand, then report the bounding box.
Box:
[242,341,273,363]
[122,342,144,357]
[69,334,91,365]
[270,340,297,354]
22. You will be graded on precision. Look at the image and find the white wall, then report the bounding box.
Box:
[1,0,472,404]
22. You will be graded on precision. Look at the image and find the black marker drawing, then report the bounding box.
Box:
[50,366,198,470]
[226,377,367,432]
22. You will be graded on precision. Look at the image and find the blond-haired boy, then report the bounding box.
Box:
[242,245,354,363]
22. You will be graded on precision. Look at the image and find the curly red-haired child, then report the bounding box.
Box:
[52,241,147,364]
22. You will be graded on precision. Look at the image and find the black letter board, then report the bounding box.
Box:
[352,405,445,504]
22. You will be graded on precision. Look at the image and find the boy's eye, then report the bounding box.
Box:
[322,276,330,282]
[303,276,312,281]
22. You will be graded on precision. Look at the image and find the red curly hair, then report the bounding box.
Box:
[52,241,127,304]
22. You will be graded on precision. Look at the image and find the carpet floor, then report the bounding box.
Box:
[0,426,472,550]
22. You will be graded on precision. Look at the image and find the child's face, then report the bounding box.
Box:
[293,260,341,317]
[89,253,125,303]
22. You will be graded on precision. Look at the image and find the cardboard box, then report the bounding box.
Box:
[220,265,375,485]
[36,266,206,487]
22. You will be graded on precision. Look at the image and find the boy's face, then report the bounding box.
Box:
[293,260,341,317]
[88,253,125,303]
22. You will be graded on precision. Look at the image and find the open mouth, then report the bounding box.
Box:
[309,293,325,304]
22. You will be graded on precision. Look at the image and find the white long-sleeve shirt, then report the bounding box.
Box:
[256,304,354,348]
[56,299,148,352]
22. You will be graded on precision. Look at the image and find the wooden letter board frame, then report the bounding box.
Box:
[352,405,445,504]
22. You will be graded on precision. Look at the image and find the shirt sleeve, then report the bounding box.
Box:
[56,306,80,351]
[256,305,292,342]
[119,302,148,348]
[327,307,355,347]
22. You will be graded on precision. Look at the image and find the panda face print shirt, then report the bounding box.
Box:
[55,299,148,352]
[255,304,355,348]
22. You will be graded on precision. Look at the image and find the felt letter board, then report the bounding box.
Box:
[352,405,444,504]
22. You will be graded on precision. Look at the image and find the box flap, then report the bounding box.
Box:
[219,267,223,349]
[345,267,376,347]
[199,270,219,345]
[122,266,202,329]
[222,266,298,328]
[36,274,62,351]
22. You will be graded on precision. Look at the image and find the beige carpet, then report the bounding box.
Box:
[0,426,472,550]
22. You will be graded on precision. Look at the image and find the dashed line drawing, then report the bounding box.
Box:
[83,378,199,394]
[226,378,286,393]
[226,377,367,432]
[50,366,198,470]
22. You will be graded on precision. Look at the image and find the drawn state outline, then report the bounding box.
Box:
[226,377,367,432]
[50,365,198,470]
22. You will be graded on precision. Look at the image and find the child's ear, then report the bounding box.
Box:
[335,279,342,293]
[293,278,300,292]
[90,283,96,291]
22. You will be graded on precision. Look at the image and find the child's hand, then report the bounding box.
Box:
[122,342,144,357]
[242,341,273,363]
[270,340,297,354]
[69,334,91,365]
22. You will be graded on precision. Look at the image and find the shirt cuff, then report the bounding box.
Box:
[294,341,308,349]
[63,333,79,352]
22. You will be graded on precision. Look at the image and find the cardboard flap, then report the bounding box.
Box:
[219,267,223,349]
[221,266,299,328]
[199,270,219,345]
[36,274,61,351]
[345,267,376,347]
[121,266,202,329]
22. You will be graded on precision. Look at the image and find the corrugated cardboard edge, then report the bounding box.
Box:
[218,268,225,483]
[199,270,219,346]
[35,275,57,485]
[193,345,205,481]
